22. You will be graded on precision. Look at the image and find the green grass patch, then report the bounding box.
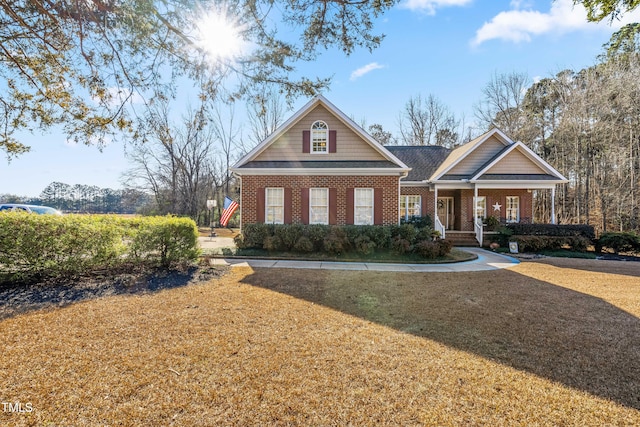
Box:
[538,249,597,259]
[205,247,475,264]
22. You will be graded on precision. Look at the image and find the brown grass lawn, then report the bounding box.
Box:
[1,259,639,426]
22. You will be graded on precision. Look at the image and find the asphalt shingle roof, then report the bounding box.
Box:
[385,146,452,181]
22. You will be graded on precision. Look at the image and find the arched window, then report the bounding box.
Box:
[311,121,328,153]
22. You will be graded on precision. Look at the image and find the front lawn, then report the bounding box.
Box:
[1,259,639,425]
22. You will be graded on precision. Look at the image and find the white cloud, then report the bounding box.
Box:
[472,0,640,46]
[401,0,473,15]
[350,62,386,81]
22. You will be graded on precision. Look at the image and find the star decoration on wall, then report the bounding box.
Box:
[493,202,502,211]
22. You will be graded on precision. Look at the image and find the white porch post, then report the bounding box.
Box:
[473,185,478,221]
[434,186,438,223]
[551,187,556,224]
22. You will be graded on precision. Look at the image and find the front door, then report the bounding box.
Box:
[437,197,454,230]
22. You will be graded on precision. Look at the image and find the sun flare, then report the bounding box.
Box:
[195,8,244,61]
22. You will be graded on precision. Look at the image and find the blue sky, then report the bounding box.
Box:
[2,0,639,197]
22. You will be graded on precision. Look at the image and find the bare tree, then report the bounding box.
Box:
[210,102,241,195]
[123,100,217,220]
[474,71,531,140]
[368,123,397,145]
[398,94,459,146]
[245,86,287,151]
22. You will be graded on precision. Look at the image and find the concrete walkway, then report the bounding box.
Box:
[206,245,520,272]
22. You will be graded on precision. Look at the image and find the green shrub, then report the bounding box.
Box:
[510,235,590,253]
[306,224,331,251]
[275,224,304,251]
[391,237,411,255]
[263,235,284,252]
[401,215,433,229]
[390,224,418,243]
[506,223,595,240]
[365,225,392,249]
[293,236,314,253]
[413,239,452,259]
[0,213,199,283]
[597,232,640,254]
[128,216,200,268]
[241,223,271,249]
[354,235,376,255]
[323,230,347,255]
[233,233,246,249]
[415,227,437,242]
[484,216,501,231]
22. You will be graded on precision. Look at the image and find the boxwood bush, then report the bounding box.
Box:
[236,223,450,259]
[0,213,200,283]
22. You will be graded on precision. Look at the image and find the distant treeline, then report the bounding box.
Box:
[1,181,151,214]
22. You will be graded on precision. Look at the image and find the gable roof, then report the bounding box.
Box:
[430,128,512,181]
[386,146,452,181]
[470,141,567,182]
[231,95,410,172]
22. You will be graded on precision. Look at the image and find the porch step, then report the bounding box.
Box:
[444,231,480,247]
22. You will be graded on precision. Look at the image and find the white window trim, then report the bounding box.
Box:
[309,188,329,225]
[311,120,328,154]
[354,188,374,225]
[476,196,486,220]
[506,196,520,223]
[400,195,422,221]
[265,187,284,224]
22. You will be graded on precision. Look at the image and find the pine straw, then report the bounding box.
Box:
[1,259,639,426]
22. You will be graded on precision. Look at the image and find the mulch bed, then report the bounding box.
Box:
[0,266,227,321]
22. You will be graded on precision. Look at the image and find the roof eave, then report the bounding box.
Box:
[231,167,409,176]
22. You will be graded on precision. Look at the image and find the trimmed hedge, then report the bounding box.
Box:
[485,223,596,252]
[0,213,200,283]
[505,223,595,240]
[510,235,591,253]
[235,223,448,259]
[596,232,640,254]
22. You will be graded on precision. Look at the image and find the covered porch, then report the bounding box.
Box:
[431,181,560,246]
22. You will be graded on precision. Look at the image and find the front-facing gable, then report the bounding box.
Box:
[232,95,409,175]
[431,128,511,181]
[470,141,568,184]
[427,128,567,186]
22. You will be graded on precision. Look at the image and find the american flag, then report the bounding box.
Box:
[219,196,239,227]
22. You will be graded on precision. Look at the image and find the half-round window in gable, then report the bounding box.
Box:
[311,121,328,153]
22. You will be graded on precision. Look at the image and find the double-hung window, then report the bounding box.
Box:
[400,195,421,221]
[265,188,284,224]
[309,188,329,225]
[506,196,520,223]
[311,121,328,154]
[354,188,374,225]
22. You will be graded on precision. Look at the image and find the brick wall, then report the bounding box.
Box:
[462,189,534,231]
[240,175,400,227]
[400,186,534,231]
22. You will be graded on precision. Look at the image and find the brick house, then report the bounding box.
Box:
[230,96,567,245]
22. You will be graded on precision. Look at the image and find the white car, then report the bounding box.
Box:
[0,204,63,215]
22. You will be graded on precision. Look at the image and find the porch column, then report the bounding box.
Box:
[473,185,478,223]
[551,187,556,224]
[433,186,438,222]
